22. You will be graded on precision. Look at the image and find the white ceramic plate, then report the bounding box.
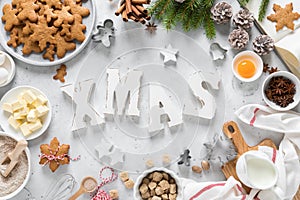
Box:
[0,0,96,66]
[0,86,52,140]
[0,131,31,200]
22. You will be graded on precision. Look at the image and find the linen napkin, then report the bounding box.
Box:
[235,104,300,149]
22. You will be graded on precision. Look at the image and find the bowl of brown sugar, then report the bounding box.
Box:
[0,132,31,200]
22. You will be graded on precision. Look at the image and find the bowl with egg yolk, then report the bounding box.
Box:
[232,51,263,82]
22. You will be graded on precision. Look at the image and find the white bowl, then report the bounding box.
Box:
[133,167,183,200]
[0,86,52,140]
[232,51,263,82]
[0,51,15,87]
[262,71,300,111]
[0,131,31,200]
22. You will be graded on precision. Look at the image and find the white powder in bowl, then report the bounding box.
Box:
[0,135,29,197]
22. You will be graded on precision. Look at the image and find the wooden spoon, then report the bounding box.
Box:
[69,176,98,200]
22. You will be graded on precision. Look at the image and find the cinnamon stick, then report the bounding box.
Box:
[135,5,148,14]
[122,10,128,22]
[115,3,126,16]
[139,18,146,24]
[145,15,151,20]
[125,0,132,14]
[132,0,149,4]
[129,15,139,22]
[131,5,143,17]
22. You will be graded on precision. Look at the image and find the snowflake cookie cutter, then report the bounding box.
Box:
[92,19,115,47]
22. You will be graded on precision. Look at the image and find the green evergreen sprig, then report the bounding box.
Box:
[258,0,269,22]
[149,0,216,39]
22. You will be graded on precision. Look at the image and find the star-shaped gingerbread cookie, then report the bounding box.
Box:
[267,3,300,31]
[39,137,70,172]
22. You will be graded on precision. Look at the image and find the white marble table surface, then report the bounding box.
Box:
[0,0,297,199]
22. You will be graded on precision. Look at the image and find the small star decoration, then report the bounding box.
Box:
[160,44,179,65]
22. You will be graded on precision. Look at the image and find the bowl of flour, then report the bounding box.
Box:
[0,132,31,200]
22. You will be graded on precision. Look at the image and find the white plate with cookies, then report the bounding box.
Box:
[0,0,96,66]
[0,85,52,140]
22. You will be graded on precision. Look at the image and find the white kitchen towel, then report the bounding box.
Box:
[235,104,300,148]
[182,138,300,200]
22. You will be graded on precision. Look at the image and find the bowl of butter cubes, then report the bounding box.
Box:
[0,86,51,140]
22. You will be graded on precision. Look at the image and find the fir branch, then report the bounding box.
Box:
[203,14,215,39]
[239,0,250,7]
[258,0,269,21]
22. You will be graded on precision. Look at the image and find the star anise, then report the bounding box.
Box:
[272,87,284,95]
[145,22,157,34]
[263,63,270,73]
[276,96,290,107]
[284,83,296,94]
[268,67,279,74]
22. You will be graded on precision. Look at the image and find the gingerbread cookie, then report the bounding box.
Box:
[64,0,90,17]
[22,39,42,55]
[2,4,20,31]
[29,16,57,50]
[53,33,76,58]
[66,14,86,42]
[17,0,39,22]
[41,5,58,23]
[54,6,74,27]
[40,0,62,9]
[53,64,67,82]
[39,137,70,172]
[43,44,55,61]
[267,3,300,31]
[7,26,22,48]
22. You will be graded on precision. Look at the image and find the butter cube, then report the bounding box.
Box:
[20,122,32,137]
[13,111,26,120]
[11,101,25,112]
[28,119,42,132]
[8,115,22,130]
[2,103,13,113]
[36,105,49,117]
[27,109,37,122]
[23,90,37,104]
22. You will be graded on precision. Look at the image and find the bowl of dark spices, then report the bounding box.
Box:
[262,71,300,111]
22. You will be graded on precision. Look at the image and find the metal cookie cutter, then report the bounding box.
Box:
[92,19,115,47]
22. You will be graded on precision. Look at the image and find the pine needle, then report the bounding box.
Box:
[258,0,270,21]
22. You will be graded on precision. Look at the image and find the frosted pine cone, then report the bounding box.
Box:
[228,28,249,50]
[233,9,254,30]
[211,2,233,24]
[253,35,274,56]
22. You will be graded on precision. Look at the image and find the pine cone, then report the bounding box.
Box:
[253,35,274,56]
[211,2,233,24]
[228,28,249,50]
[233,9,254,30]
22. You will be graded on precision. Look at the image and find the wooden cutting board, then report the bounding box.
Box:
[221,121,277,193]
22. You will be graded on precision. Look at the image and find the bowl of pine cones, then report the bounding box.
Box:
[262,71,300,111]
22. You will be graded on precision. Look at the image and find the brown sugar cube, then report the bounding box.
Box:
[142,177,150,185]
[148,182,157,190]
[158,180,170,191]
[109,189,119,199]
[152,172,163,182]
[152,196,162,200]
[139,183,149,194]
[170,184,177,194]
[124,179,134,189]
[192,165,202,174]
[162,154,171,164]
[169,194,177,200]
[155,186,164,196]
[146,159,154,168]
[161,194,169,200]
[162,172,169,180]
[119,171,129,182]
[169,178,175,184]
[141,191,150,199]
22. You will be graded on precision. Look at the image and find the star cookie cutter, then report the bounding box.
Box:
[92,19,115,47]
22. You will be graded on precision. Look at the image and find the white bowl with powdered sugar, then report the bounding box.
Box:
[0,132,31,200]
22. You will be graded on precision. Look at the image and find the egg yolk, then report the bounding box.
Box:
[237,60,256,78]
